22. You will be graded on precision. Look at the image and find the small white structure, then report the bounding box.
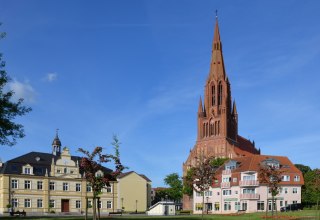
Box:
[147,201,175,216]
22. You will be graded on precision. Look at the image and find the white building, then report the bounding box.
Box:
[193,155,304,214]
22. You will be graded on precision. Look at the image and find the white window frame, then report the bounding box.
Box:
[107,201,112,209]
[11,179,18,189]
[37,199,43,208]
[76,183,81,192]
[49,200,55,208]
[37,181,43,190]
[24,180,31,189]
[63,182,69,191]
[24,199,31,208]
[49,182,55,190]
[11,198,18,208]
[76,200,81,209]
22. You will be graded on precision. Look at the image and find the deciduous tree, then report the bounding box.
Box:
[78,135,125,220]
[0,24,31,146]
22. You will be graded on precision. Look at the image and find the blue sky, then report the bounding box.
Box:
[1,0,320,187]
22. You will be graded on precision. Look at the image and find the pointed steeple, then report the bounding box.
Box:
[198,96,203,113]
[209,15,226,80]
[232,100,238,115]
[52,129,61,156]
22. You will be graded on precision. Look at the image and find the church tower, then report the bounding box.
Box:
[52,130,61,156]
[183,17,260,209]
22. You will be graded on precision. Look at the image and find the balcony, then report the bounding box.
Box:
[221,182,230,188]
[222,169,231,175]
[239,180,259,187]
[240,193,260,200]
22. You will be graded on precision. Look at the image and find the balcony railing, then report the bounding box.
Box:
[240,193,260,200]
[222,169,231,175]
[220,182,230,188]
[239,180,259,187]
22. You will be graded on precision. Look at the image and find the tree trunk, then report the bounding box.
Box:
[271,196,274,218]
[93,196,96,220]
[201,193,204,220]
[97,197,100,220]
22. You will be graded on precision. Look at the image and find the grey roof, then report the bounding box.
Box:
[118,171,151,182]
[0,151,112,178]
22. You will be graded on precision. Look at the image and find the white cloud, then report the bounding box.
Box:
[45,73,57,82]
[8,79,36,103]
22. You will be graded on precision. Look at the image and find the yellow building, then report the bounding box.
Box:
[117,171,152,212]
[0,134,151,215]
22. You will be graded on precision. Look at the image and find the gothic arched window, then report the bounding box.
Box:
[218,82,223,106]
[211,85,216,106]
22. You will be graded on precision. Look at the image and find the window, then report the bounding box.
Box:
[24,167,31,174]
[98,200,102,209]
[49,182,55,190]
[218,82,223,106]
[222,177,231,182]
[243,188,255,194]
[293,188,298,194]
[57,169,61,173]
[11,198,18,208]
[242,201,248,211]
[235,190,238,195]
[11,179,18,189]
[24,199,31,208]
[196,192,202,197]
[106,185,112,193]
[285,201,288,206]
[87,184,92,192]
[76,183,81,192]
[282,175,290,181]
[63,182,69,191]
[294,175,300,182]
[107,201,112,209]
[24,180,31,189]
[217,192,220,196]
[293,200,297,204]
[223,190,231,195]
[243,175,255,180]
[195,203,203,211]
[76,200,81,209]
[37,199,43,208]
[205,191,212,196]
[257,201,264,211]
[214,202,220,211]
[64,168,67,174]
[235,202,241,211]
[37,181,43,190]
[49,200,55,208]
[280,201,283,207]
[279,187,283,194]
[224,202,231,211]
[268,200,276,211]
[284,188,288,194]
[233,178,237,183]
[87,200,92,208]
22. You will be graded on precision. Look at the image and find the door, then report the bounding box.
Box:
[61,199,69,212]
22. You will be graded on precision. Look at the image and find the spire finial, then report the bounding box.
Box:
[56,128,59,137]
[215,9,218,19]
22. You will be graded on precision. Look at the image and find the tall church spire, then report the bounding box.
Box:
[209,16,226,80]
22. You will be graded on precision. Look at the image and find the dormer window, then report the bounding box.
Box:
[263,158,280,169]
[22,164,33,175]
[24,167,31,174]
[95,170,103,177]
[64,168,67,174]
[225,160,237,170]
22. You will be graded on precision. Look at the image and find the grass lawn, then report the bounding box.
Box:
[1,210,319,220]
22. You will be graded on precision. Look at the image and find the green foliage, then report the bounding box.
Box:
[164,173,183,202]
[0,24,31,146]
[210,157,229,168]
[183,167,195,196]
[295,164,312,176]
[303,169,320,206]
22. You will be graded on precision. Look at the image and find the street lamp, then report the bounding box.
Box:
[206,197,209,214]
[135,200,138,213]
[121,198,124,211]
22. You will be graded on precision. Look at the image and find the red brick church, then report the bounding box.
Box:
[182,18,260,209]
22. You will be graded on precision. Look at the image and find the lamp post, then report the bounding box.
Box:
[135,200,138,213]
[121,197,124,211]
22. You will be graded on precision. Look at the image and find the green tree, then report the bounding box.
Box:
[0,24,31,146]
[210,157,229,168]
[183,167,195,197]
[295,164,312,176]
[164,173,183,203]
[184,154,216,220]
[78,136,126,220]
[258,163,283,217]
